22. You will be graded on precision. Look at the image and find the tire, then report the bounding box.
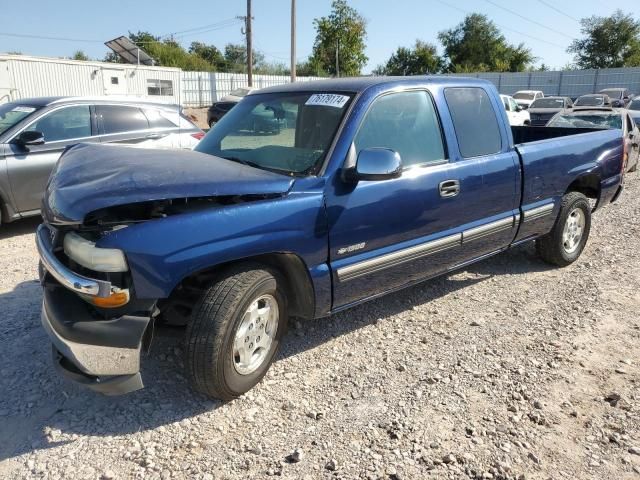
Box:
[536,192,591,267]
[184,264,287,400]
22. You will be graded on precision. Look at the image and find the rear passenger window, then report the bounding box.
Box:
[144,109,176,128]
[354,91,446,167]
[98,105,149,134]
[444,87,502,158]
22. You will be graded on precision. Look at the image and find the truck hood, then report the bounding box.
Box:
[43,143,295,224]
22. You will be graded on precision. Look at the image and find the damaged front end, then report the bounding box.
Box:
[37,143,295,395]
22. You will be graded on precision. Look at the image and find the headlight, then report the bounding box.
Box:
[63,232,128,272]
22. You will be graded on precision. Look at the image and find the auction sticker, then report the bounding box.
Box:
[305,93,350,108]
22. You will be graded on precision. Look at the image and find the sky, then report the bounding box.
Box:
[0,0,630,72]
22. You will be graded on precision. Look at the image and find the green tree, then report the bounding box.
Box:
[373,40,442,75]
[438,13,535,72]
[568,10,640,68]
[189,41,225,70]
[223,43,266,73]
[308,0,368,77]
[72,50,89,61]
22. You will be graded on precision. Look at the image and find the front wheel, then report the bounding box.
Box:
[184,264,287,400]
[536,192,591,267]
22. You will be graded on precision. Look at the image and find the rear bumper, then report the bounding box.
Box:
[41,287,151,395]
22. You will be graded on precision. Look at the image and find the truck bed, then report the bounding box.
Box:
[511,125,609,144]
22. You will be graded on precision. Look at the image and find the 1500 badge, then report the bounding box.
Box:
[337,242,366,255]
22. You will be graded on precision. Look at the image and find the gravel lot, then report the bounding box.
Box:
[0,174,639,480]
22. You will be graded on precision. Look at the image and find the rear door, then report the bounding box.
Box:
[6,104,96,213]
[96,104,153,146]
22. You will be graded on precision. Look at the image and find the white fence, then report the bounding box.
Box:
[182,72,324,107]
[447,67,640,98]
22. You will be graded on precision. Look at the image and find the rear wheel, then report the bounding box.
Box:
[536,192,591,267]
[184,264,287,400]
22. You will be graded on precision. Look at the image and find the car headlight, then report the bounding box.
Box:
[63,232,128,272]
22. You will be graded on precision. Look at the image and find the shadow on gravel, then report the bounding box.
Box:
[0,217,41,239]
[0,241,553,462]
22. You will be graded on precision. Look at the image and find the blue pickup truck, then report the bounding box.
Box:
[36,77,625,399]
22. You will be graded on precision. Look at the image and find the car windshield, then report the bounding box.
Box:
[530,98,565,108]
[548,113,622,129]
[600,89,623,99]
[195,92,353,176]
[230,88,251,97]
[513,92,535,100]
[0,103,40,136]
[575,96,606,106]
[628,100,640,111]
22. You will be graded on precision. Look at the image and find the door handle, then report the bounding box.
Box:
[145,133,167,139]
[439,179,460,198]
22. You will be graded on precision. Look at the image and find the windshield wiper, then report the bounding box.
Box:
[221,156,264,170]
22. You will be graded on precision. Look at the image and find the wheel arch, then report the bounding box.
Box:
[565,172,601,205]
[161,252,316,324]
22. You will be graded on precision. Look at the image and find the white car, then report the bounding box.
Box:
[501,94,531,126]
[513,90,544,109]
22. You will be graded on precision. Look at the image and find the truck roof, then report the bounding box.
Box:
[257,76,494,94]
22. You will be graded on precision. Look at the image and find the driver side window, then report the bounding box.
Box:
[354,91,446,168]
[25,105,91,143]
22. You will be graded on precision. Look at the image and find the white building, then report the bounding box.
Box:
[0,54,182,104]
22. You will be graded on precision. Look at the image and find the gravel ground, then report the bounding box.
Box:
[1,174,639,480]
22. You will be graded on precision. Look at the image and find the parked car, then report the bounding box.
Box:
[599,88,633,108]
[512,90,544,109]
[37,77,624,399]
[527,96,573,126]
[207,86,256,127]
[547,107,639,172]
[574,94,611,108]
[0,97,203,224]
[627,97,640,112]
[500,94,530,125]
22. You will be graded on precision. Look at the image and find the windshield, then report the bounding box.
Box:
[530,98,565,108]
[0,103,40,136]
[513,92,535,100]
[575,96,606,106]
[195,92,353,175]
[600,89,623,99]
[628,99,640,111]
[548,113,622,129]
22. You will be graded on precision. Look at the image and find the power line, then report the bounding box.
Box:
[435,0,566,49]
[162,18,243,40]
[535,0,580,23]
[483,0,575,40]
[0,31,102,43]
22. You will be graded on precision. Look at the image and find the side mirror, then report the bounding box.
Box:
[516,105,523,112]
[15,130,45,146]
[344,148,402,182]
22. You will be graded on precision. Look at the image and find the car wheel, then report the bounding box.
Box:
[536,192,591,267]
[184,263,287,400]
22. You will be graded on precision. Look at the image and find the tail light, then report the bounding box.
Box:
[191,132,205,140]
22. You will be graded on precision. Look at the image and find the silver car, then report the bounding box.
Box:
[0,96,204,224]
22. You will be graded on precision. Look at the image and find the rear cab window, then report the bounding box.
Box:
[444,87,502,158]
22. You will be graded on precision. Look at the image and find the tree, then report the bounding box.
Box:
[189,41,225,70]
[373,40,443,75]
[308,0,368,77]
[438,13,535,72]
[568,10,640,68]
[223,43,265,73]
[72,50,89,61]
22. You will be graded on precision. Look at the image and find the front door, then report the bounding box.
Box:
[327,86,520,309]
[6,104,96,213]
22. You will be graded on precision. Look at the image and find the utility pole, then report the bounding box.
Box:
[290,0,296,82]
[246,0,253,87]
[335,41,339,78]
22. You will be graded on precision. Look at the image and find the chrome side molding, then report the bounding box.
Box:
[523,203,554,222]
